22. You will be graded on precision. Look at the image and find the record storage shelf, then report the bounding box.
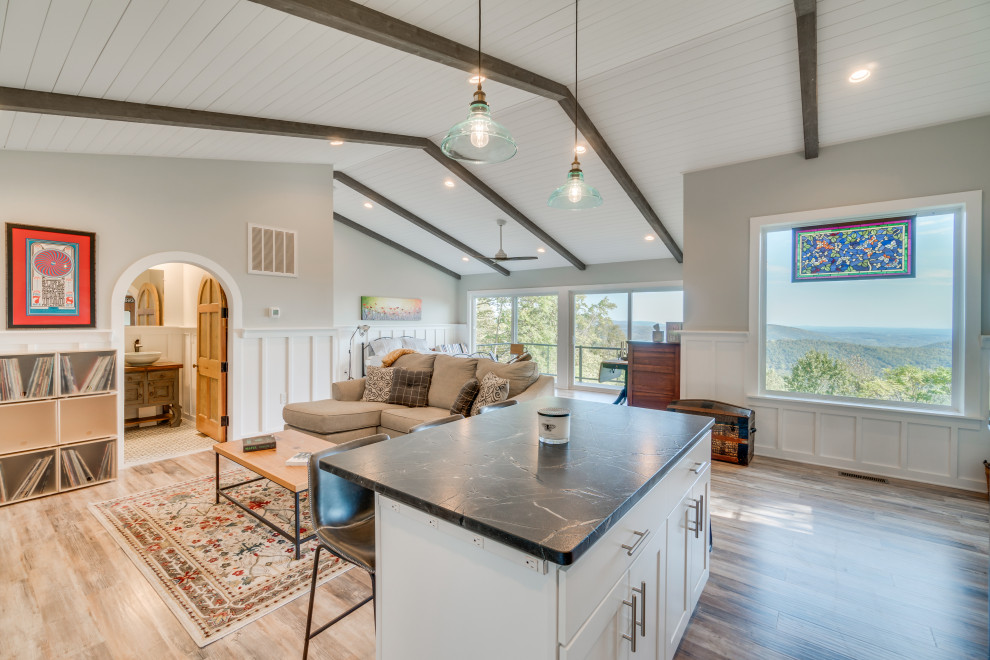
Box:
[0,350,118,506]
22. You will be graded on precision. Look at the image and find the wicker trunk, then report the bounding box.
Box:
[667,399,756,465]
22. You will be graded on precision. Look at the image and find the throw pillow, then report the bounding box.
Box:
[388,368,433,408]
[449,377,480,417]
[362,366,395,402]
[470,372,510,416]
[381,348,417,366]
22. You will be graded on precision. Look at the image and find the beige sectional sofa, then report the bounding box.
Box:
[282,352,554,443]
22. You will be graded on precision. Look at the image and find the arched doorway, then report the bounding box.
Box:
[111,252,243,468]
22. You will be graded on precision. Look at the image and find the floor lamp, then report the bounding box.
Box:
[347,325,370,380]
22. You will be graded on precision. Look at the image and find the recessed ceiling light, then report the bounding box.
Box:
[468,75,486,84]
[363,202,373,209]
[462,256,470,261]
[645,234,655,241]
[444,179,455,188]
[537,247,546,253]
[848,69,871,83]
[329,139,344,146]
[574,145,586,154]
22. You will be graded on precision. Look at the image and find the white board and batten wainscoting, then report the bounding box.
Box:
[679,331,990,493]
[333,324,467,383]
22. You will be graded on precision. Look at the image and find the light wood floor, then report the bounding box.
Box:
[0,451,985,659]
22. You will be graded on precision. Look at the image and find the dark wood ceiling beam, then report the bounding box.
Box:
[0,86,427,148]
[334,212,461,279]
[249,0,682,263]
[333,171,510,276]
[793,0,819,159]
[249,0,569,101]
[560,94,683,263]
[421,142,587,271]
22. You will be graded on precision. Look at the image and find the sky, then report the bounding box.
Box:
[765,212,954,330]
[578,291,684,328]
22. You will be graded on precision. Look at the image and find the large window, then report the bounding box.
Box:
[761,208,959,409]
[473,295,558,375]
[573,290,683,388]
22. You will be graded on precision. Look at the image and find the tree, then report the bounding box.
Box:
[877,365,951,405]
[785,350,858,396]
[573,294,627,384]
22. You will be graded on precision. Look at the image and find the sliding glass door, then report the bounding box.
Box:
[472,294,558,376]
[573,293,628,388]
[572,289,683,390]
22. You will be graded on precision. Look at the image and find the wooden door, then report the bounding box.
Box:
[196,276,227,442]
[135,283,161,326]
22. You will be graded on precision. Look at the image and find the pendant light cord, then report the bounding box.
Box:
[478,0,483,92]
[574,0,579,155]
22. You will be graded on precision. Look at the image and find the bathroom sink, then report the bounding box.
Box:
[125,351,162,366]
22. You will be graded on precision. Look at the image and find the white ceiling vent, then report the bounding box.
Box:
[248,224,297,277]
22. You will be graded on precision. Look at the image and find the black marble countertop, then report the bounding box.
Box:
[319,397,713,565]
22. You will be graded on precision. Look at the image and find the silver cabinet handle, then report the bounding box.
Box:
[621,529,649,556]
[700,494,706,534]
[691,461,710,474]
[637,583,647,637]
[622,594,638,652]
[687,498,701,538]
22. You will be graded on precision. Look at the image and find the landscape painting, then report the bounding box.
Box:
[361,296,422,321]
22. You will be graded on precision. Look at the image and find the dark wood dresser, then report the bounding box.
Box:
[627,341,680,410]
[124,361,183,427]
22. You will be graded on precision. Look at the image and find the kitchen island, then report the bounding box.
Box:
[320,397,714,660]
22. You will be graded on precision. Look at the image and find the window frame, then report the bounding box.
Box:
[749,191,982,418]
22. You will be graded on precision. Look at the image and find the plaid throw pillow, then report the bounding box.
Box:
[470,372,509,416]
[388,368,433,408]
[362,366,395,402]
[449,377,480,417]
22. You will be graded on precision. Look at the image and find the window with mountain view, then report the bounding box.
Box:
[763,211,956,407]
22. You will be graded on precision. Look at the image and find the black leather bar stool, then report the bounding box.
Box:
[476,400,518,415]
[303,433,388,660]
[407,413,464,433]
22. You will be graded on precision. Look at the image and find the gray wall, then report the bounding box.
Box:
[0,151,334,329]
[683,115,990,332]
[456,258,682,322]
[334,222,460,326]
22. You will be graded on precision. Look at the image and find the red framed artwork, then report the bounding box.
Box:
[6,223,95,329]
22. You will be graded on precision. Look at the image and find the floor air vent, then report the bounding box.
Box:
[838,471,888,484]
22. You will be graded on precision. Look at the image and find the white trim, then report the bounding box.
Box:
[748,190,981,418]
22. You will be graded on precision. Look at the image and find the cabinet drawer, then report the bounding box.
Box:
[148,370,176,382]
[124,373,145,385]
[557,433,710,645]
[629,354,678,372]
[147,382,174,405]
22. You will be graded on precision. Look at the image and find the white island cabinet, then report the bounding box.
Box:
[319,397,713,660]
[373,434,711,660]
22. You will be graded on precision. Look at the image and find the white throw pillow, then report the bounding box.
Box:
[401,336,431,351]
[362,366,395,402]
[370,337,403,356]
[470,372,510,416]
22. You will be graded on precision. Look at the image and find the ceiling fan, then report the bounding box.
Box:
[487,218,538,261]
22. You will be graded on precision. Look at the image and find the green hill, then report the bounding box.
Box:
[767,338,951,377]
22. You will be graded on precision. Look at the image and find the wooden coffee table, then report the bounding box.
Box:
[213,429,328,559]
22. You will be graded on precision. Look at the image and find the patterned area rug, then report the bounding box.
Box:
[90,470,351,646]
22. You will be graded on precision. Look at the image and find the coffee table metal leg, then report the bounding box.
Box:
[215,453,220,504]
[294,490,302,560]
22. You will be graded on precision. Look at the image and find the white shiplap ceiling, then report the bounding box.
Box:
[1,0,989,276]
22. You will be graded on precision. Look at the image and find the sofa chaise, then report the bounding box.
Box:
[282,352,554,443]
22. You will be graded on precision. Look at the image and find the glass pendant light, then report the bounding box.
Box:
[441,0,517,164]
[548,0,602,210]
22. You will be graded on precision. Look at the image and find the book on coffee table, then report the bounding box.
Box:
[285,451,312,467]
[242,434,277,452]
